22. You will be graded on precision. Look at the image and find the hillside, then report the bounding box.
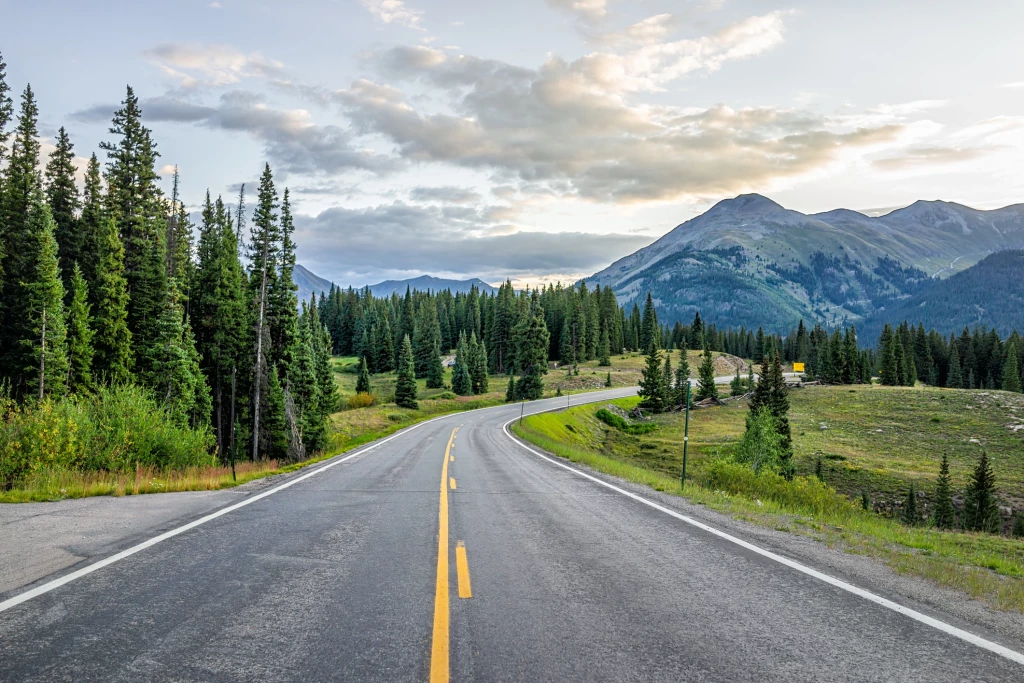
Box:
[294,264,335,304]
[586,194,1024,332]
[861,250,1024,339]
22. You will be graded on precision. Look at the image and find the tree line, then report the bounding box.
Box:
[0,54,337,466]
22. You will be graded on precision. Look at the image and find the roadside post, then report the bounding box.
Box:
[520,400,525,426]
[681,382,691,489]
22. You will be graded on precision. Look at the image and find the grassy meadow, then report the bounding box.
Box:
[512,385,1024,612]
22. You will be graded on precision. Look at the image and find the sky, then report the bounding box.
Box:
[4,0,1024,288]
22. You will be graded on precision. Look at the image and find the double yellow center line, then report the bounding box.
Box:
[430,427,472,682]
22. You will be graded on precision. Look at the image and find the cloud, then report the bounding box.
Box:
[547,0,608,23]
[361,0,425,31]
[1000,81,1024,89]
[340,30,904,203]
[872,145,989,170]
[409,186,481,203]
[71,91,397,176]
[209,1,222,8]
[295,201,651,284]
[144,43,285,89]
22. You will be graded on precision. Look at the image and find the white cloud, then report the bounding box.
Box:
[1000,81,1024,89]
[208,1,222,8]
[547,0,608,23]
[144,43,284,89]
[361,0,425,31]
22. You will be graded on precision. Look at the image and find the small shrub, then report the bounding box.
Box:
[386,413,407,422]
[595,408,657,435]
[347,392,376,409]
[433,391,457,400]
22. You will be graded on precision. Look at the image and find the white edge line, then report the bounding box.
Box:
[0,388,638,615]
[502,417,1024,667]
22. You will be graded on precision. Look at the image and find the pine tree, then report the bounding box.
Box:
[605,371,612,387]
[77,154,105,306]
[91,217,133,383]
[963,451,1000,533]
[355,356,371,394]
[1002,342,1021,393]
[661,349,674,408]
[20,196,69,399]
[268,188,299,376]
[102,86,168,381]
[696,343,718,401]
[0,51,13,170]
[469,333,489,394]
[0,85,43,387]
[65,264,94,393]
[730,365,744,397]
[248,164,279,460]
[451,332,472,395]
[413,298,443,382]
[377,316,395,373]
[637,341,665,413]
[513,297,550,401]
[151,281,211,427]
[748,352,793,477]
[504,372,517,402]
[879,324,899,386]
[902,482,918,525]
[44,126,81,286]
[294,305,328,454]
[598,323,611,366]
[946,343,963,389]
[640,292,659,350]
[395,334,418,409]
[674,365,690,410]
[933,453,955,529]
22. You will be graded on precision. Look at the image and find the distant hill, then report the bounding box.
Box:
[586,194,1024,332]
[294,264,335,304]
[293,266,498,302]
[367,276,497,297]
[860,250,1024,341]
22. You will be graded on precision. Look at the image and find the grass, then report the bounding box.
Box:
[511,387,1024,613]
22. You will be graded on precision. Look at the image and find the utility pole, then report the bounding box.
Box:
[681,381,691,489]
[230,366,237,482]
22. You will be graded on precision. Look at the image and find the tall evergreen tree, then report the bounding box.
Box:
[151,281,211,428]
[1002,342,1021,393]
[933,453,955,530]
[269,187,299,376]
[637,340,665,413]
[469,333,489,395]
[748,352,793,477]
[65,264,94,393]
[946,343,963,389]
[640,292,659,350]
[77,154,105,306]
[696,343,718,401]
[102,86,168,381]
[376,315,395,373]
[513,297,550,401]
[901,482,918,526]
[451,332,472,395]
[674,354,691,409]
[962,451,1000,533]
[355,356,371,394]
[20,196,68,399]
[394,334,418,409]
[44,126,81,286]
[91,217,133,383]
[248,164,279,460]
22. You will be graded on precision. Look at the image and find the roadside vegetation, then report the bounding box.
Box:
[513,378,1024,612]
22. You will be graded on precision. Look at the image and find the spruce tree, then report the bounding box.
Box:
[355,356,371,394]
[248,164,279,460]
[879,324,899,386]
[661,349,673,408]
[513,297,550,401]
[932,453,955,529]
[102,86,168,382]
[151,281,211,427]
[637,341,665,413]
[0,51,12,170]
[504,372,517,402]
[469,333,489,394]
[310,303,339,415]
[640,292,659,350]
[963,451,1000,533]
[294,305,328,454]
[377,315,395,373]
[902,482,918,526]
[44,126,81,286]
[268,187,299,376]
[748,352,793,477]
[1002,342,1021,393]
[598,323,611,366]
[0,85,43,386]
[946,343,963,389]
[674,364,690,410]
[451,332,472,395]
[77,154,105,306]
[696,343,718,401]
[65,264,94,393]
[730,365,744,397]
[394,334,418,409]
[21,196,69,399]
[92,217,133,383]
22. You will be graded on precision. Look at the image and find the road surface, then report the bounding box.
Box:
[1,387,1022,682]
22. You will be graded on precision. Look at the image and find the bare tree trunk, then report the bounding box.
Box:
[39,309,47,401]
[251,234,270,461]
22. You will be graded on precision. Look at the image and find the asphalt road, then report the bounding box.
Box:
[2,386,1023,682]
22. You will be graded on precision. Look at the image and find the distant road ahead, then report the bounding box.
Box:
[1,387,1022,682]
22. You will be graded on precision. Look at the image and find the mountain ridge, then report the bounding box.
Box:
[586,194,1024,333]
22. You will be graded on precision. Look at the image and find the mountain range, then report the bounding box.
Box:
[293,265,497,303]
[586,194,1024,336]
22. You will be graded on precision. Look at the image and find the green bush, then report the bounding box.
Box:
[0,384,215,488]
[347,392,376,409]
[595,408,658,435]
[433,391,458,400]
[699,458,855,521]
[733,407,784,473]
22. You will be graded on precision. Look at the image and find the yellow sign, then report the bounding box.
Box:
[793,362,805,372]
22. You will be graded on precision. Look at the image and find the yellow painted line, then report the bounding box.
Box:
[456,542,472,599]
[450,477,457,490]
[450,455,454,462]
[430,426,458,683]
